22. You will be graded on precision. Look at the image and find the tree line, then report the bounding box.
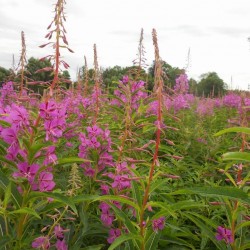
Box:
[0,57,228,97]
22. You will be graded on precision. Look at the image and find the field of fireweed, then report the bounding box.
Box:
[1,1,250,250]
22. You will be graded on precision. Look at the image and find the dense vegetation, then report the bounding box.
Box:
[0,1,249,250]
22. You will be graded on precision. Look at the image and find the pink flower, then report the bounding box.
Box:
[216,226,233,244]
[13,162,40,183]
[38,172,55,191]
[152,217,165,232]
[32,236,50,249]
[174,74,189,94]
[111,175,131,191]
[107,228,121,244]
[55,239,68,250]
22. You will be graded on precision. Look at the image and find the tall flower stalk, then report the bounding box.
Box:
[139,29,164,249]
[39,0,73,98]
[17,31,27,97]
[93,44,101,124]
[83,55,89,97]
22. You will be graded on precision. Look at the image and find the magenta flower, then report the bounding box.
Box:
[54,225,65,239]
[39,100,57,119]
[100,202,114,226]
[216,226,233,244]
[8,104,29,130]
[174,73,189,94]
[111,175,131,191]
[13,162,40,183]
[100,184,109,195]
[38,172,55,191]
[32,236,50,249]
[152,217,165,232]
[122,75,129,83]
[107,228,121,244]
[55,239,68,250]
[87,125,102,137]
[100,211,114,226]
[43,146,57,166]
[1,128,17,144]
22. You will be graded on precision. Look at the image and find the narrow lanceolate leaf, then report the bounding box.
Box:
[56,157,91,166]
[108,203,137,234]
[28,192,77,214]
[222,152,250,162]
[108,234,142,250]
[145,231,161,250]
[131,181,142,211]
[3,182,12,208]
[214,127,250,136]
[96,195,140,211]
[9,207,41,219]
[171,186,249,201]
[0,170,22,208]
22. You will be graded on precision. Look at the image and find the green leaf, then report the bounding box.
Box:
[0,235,11,249]
[171,186,249,203]
[80,244,105,250]
[159,237,195,250]
[184,213,225,250]
[28,142,52,163]
[215,127,250,136]
[0,170,22,208]
[3,182,11,208]
[235,221,250,232]
[96,195,140,211]
[72,194,99,204]
[108,203,137,234]
[9,207,41,219]
[131,181,142,211]
[0,120,11,128]
[56,157,91,166]
[0,156,17,168]
[222,152,250,162]
[145,230,161,250]
[28,192,78,214]
[149,179,168,195]
[108,234,142,250]
[239,243,250,250]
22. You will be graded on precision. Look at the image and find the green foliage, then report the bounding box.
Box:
[197,72,227,97]
[0,66,10,82]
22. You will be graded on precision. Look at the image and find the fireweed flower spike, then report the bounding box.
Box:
[216,226,233,244]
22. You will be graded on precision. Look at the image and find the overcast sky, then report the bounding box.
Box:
[1,0,250,89]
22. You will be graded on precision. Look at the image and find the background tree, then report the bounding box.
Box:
[0,66,10,83]
[197,72,227,97]
[23,57,54,93]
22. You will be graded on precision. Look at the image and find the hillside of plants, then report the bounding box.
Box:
[0,1,250,250]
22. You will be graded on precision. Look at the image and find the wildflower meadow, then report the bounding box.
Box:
[0,1,250,249]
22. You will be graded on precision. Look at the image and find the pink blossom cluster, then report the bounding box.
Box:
[39,99,67,141]
[174,73,189,94]
[32,225,68,249]
[78,125,113,177]
[0,103,29,160]
[223,93,241,108]
[0,81,17,104]
[196,98,215,116]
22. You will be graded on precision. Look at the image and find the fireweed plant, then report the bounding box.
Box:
[0,2,250,250]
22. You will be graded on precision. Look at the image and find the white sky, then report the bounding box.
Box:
[1,0,250,89]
